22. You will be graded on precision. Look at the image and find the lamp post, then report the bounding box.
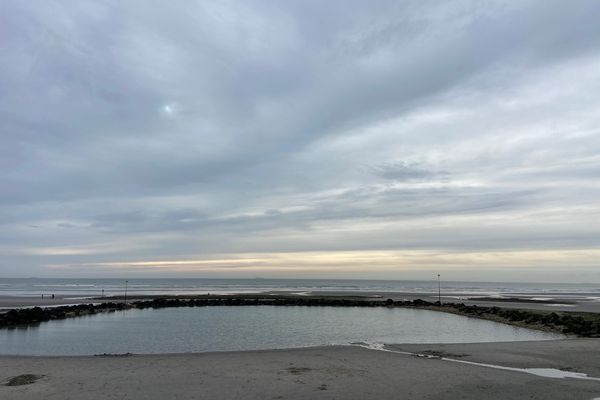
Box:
[124,280,128,305]
[437,274,441,305]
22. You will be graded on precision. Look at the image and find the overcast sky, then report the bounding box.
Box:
[1,1,600,282]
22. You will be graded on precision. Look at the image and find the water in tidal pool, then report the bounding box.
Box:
[0,306,561,355]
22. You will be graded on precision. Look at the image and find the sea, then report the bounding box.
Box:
[1,277,599,300]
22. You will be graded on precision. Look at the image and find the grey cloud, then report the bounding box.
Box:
[1,1,600,278]
[47,185,540,238]
[370,162,449,182]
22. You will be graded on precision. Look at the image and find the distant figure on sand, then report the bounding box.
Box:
[52,294,55,299]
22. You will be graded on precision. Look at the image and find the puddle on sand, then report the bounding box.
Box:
[354,342,600,382]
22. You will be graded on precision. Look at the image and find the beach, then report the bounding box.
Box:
[1,340,599,399]
[1,285,599,398]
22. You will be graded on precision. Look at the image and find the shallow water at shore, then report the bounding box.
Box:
[0,306,561,356]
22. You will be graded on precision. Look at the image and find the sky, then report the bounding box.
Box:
[1,1,600,282]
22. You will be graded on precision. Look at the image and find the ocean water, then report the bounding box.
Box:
[0,306,561,356]
[1,278,599,299]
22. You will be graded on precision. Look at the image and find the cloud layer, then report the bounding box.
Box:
[2,0,600,281]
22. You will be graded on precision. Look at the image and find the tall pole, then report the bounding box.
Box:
[124,280,128,305]
[437,274,441,305]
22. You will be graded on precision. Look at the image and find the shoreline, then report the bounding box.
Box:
[1,339,599,399]
[0,338,579,360]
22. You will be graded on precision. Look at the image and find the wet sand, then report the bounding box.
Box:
[391,338,600,376]
[282,291,600,313]
[1,340,599,399]
[3,291,600,313]
[0,296,99,309]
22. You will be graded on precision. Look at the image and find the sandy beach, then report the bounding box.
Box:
[1,339,599,399]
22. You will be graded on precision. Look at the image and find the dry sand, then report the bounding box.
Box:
[1,340,599,400]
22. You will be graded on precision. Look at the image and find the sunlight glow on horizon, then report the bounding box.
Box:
[44,249,600,278]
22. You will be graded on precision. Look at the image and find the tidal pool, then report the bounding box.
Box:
[0,306,562,355]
